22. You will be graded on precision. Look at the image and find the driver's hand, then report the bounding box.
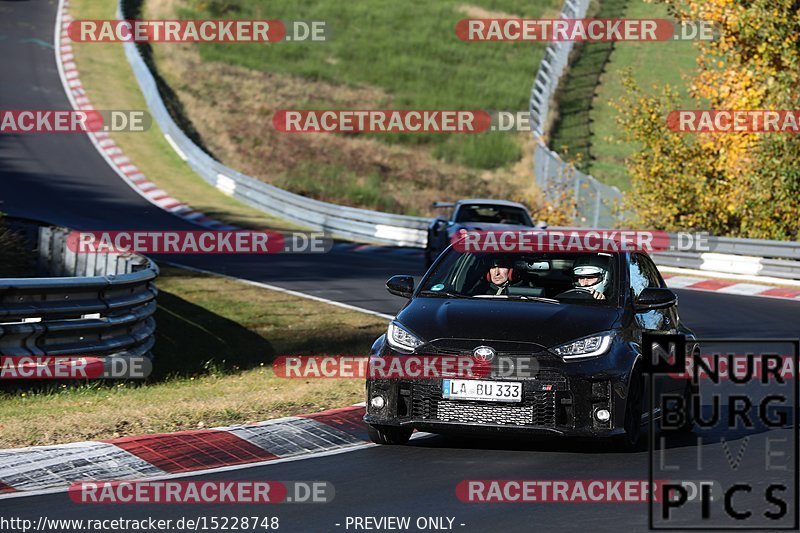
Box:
[590,290,605,300]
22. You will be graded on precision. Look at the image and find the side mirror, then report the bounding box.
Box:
[634,287,677,311]
[386,275,414,298]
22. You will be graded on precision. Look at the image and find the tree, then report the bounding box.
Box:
[613,0,799,239]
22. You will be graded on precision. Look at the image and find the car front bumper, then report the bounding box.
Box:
[364,350,640,438]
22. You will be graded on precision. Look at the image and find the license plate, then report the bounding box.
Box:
[442,379,522,403]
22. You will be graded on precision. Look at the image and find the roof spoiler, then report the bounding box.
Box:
[431,201,455,209]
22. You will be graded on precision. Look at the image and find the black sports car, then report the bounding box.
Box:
[365,245,698,450]
[425,199,538,268]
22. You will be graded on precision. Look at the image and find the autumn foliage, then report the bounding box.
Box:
[613,0,799,239]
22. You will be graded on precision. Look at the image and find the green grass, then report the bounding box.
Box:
[272,163,400,212]
[434,131,523,170]
[0,266,388,448]
[175,0,562,170]
[551,0,698,190]
[183,0,557,109]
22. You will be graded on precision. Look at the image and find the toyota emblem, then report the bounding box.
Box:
[472,345,496,361]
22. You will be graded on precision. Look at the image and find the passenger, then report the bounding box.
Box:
[571,258,610,300]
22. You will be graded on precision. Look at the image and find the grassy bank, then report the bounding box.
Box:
[137,0,556,215]
[550,0,697,190]
[0,266,387,448]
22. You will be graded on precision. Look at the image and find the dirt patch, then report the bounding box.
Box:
[483,132,540,207]
[455,4,521,19]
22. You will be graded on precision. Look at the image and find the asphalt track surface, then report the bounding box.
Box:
[2,1,799,532]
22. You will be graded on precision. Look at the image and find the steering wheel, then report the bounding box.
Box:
[557,288,596,299]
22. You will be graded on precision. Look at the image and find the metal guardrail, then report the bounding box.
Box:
[117,1,428,248]
[0,226,158,358]
[703,236,800,260]
[652,251,800,281]
[528,0,590,137]
[652,237,800,279]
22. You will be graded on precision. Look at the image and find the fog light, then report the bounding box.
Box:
[595,408,611,422]
[370,395,385,409]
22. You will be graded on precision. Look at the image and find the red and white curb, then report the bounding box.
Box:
[662,273,800,301]
[54,0,236,231]
[0,405,370,497]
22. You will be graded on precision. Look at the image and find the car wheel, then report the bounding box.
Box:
[367,424,412,445]
[615,368,645,452]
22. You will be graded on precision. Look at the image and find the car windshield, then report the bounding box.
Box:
[454,205,531,225]
[420,251,618,306]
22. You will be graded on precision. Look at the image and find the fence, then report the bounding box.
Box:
[528,0,624,228]
[533,142,623,228]
[0,225,158,359]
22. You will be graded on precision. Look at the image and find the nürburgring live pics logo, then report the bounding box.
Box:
[643,332,799,530]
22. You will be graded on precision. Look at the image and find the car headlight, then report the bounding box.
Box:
[386,322,424,353]
[552,333,613,360]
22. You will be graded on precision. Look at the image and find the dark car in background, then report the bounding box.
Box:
[366,246,698,451]
[425,199,538,268]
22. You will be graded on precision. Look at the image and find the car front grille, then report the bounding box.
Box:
[410,380,559,427]
[435,399,551,426]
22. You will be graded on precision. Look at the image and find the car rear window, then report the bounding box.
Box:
[454,205,531,225]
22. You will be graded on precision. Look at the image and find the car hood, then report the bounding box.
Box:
[396,298,621,350]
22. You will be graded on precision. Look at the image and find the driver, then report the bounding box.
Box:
[572,259,610,300]
[484,256,519,295]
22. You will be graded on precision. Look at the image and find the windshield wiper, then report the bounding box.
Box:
[418,290,468,298]
[505,295,561,304]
